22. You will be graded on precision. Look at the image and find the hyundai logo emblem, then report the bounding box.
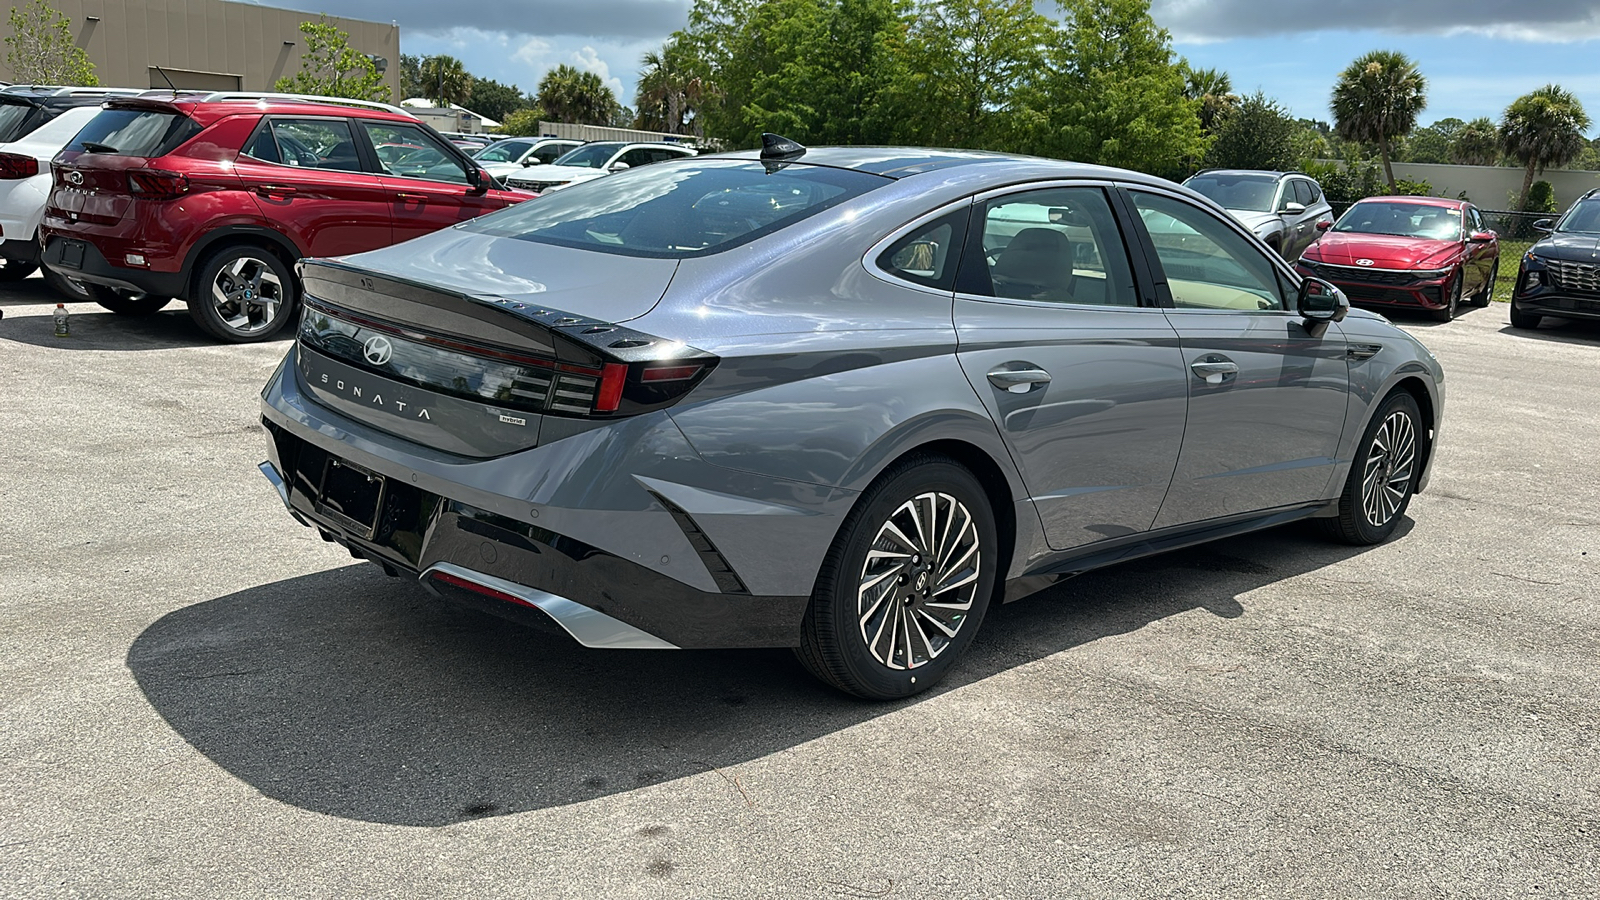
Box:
[362,335,394,366]
[1356,258,1375,266]
[65,170,83,185]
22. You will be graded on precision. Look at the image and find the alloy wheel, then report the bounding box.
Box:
[1361,409,1417,528]
[210,256,283,335]
[856,491,982,670]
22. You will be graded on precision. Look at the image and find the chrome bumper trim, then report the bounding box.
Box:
[420,561,680,650]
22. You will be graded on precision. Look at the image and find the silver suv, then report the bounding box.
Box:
[1183,170,1333,261]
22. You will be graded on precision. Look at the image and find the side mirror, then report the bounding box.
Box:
[1315,220,1334,232]
[522,158,540,166]
[1468,230,1496,243]
[466,166,489,195]
[1280,201,1306,215]
[1533,218,1554,233]
[1298,276,1349,326]
[608,161,630,172]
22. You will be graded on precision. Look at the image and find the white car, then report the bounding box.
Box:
[470,137,581,179]
[503,141,697,193]
[0,87,142,292]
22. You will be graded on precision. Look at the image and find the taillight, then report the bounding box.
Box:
[0,152,38,179]
[127,169,188,199]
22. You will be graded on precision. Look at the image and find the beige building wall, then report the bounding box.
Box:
[0,0,400,102]
[1389,162,1600,213]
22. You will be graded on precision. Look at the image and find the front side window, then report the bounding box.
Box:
[465,159,888,258]
[1131,191,1285,311]
[473,140,532,163]
[359,121,470,185]
[961,187,1137,306]
[1335,201,1464,240]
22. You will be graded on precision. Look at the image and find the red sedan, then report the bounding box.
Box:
[1295,196,1500,322]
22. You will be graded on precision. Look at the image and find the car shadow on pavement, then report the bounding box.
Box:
[127,521,1398,826]
[0,300,268,351]
[1497,317,1600,345]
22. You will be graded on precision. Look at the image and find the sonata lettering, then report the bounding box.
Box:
[311,365,431,419]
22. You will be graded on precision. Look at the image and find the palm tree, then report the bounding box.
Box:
[1500,85,1592,211]
[419,55,471,108]
[1450,117,1500,166]
[635,40,707,135]
[536,64,620,125]
[1330,50,1427,191]
[1182,65,1237,133]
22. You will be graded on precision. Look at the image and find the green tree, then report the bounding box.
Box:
[399,53,424,100]
[1181,64,1236,133]
[419,55,472,107]
[1016,0,1207,177]
[1500,84,1591,211]
[1404,117,1463,164]
[536,64,620,124]
[273,18,389,101]
[1449,117,1499,166]
[5,0,97,86]
[497,107,547,137]
[1330,49,1427,192]
[635,38,709,135]
[469,76,529,122]
[885,0,1048,149]
[1203,91,1296,171]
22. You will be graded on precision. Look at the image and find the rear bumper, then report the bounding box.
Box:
[259,346,841,650]
[39,232,187,297]
[0,237,38,264]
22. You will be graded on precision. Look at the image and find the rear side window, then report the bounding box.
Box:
[67,108,200,158]
[0,102,39,143]
[959,187,1138,306]
[466,159,888,258]
[877,209,970,291]
[244,118,364,171]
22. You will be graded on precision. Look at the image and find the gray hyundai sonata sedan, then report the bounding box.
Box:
[259,136,1444,699]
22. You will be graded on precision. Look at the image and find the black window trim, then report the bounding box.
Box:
[1115,183,1305,315]
[951,179,1162,313]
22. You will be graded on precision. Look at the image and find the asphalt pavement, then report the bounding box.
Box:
[2,275,1597,898]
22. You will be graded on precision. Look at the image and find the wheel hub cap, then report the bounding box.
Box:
[856,491,982,671]
[1360,410,1417,528]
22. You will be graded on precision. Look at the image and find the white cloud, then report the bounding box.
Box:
[572,45,627,101]
[513,37,553,67]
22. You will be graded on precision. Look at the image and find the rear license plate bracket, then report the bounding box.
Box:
[314,455,387,540]
[60,240,85,269]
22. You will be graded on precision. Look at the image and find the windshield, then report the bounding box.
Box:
[1555,199,1600,234]
[473,141,531,163]
[67,107,199,157]
[0,102,37,143]
[1335,201,1463,240]
[551,142,625,169]
[1184,173,1278,212]
[465,159,889,258]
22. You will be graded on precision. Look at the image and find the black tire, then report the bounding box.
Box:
[0,257,38,281]
[795,456,999,700]
[187,244,297,343]
[1470,260,1497,307]
[1508,302,1542,330]
[1318,391,1423,546]
[1429,271,1461,322]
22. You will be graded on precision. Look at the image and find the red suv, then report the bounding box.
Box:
[39,93,534,342]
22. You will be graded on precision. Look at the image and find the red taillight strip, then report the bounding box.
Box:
[594,363,628,412]
[641,363,704,383]
[429,571,535,608]
[303,298,603,376]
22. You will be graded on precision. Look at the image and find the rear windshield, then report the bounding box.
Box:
[66,107,201,158]
[465,159,890,258]
[1185,173,1278,212]
[0,102,38,143]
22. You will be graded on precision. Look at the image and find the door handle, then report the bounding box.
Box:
[1190,357,1239,385]
[986,365,1052,393]
[254,184,295,197]
[396,192,426,201]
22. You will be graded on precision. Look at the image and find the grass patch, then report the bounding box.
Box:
[1493,240,1529,302]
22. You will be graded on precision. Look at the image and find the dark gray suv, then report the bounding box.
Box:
[259,139,1444,699]
[1183,169,1334,260]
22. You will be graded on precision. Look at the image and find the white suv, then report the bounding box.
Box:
[470,137,581,180]
[504,141,697,193]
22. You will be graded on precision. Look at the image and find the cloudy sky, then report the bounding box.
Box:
[270,0,1600,129]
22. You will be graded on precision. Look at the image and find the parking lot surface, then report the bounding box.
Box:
[2,277,1597,898]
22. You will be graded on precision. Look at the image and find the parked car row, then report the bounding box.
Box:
[1508,188,1600,330]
